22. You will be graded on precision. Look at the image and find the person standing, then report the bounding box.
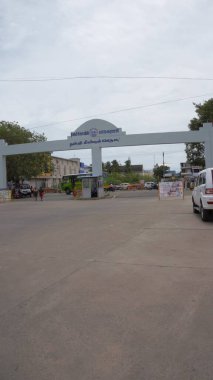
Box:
[39,186,44,201]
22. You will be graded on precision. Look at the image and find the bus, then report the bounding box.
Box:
[61,173,92,194]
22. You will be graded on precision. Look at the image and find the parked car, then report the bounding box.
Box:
[152,182,158,189]
[144,182,153,189]
[192,168,213,221]
[114,184,122,190]
[119,183,130,190]
[19,184,32,197]
[144,182,158,190]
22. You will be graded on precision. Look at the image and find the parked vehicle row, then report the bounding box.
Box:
[11,184,32,198]
[104,182,159,191]
[104,183,136,191]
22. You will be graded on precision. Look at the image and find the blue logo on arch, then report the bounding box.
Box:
[89,128,98,137]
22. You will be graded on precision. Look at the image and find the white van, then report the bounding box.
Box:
[192,168,213,221]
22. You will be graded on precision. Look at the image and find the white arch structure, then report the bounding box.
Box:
[1,119,213,188]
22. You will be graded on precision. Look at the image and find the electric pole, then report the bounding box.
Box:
[163,152,165,179]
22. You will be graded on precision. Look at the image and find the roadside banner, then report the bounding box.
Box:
[159,181,184,200]
[0,189,12,202]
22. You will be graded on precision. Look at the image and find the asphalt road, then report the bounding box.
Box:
[0,193,213,380]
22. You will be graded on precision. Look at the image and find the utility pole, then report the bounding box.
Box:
[162,152,165,179]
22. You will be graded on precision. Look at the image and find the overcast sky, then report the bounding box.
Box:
[0,0,213,170]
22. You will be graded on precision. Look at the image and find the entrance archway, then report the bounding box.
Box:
[1,119,213,188]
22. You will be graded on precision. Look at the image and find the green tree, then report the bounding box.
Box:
[153,164,170,181]
[185,98,213,167]
[124,158,132,173]
[111,159,120,173]
[0,121,52,182]
[104,161,112,173]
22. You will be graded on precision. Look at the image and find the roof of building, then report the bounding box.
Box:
[51,155,80,162]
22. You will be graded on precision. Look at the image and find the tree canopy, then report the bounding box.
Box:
[185,98,213,167]
[103,161,112,173]
[0,121,52,182]
[124,159,132,173]
[111,159,120,173]
[153,164,170,181]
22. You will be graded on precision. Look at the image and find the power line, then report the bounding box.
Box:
[1,75,213,82]
[28,92,213,130]
[107,149,186,158]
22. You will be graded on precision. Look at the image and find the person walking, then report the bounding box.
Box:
[33,187,38,201]
[39,186,44,201]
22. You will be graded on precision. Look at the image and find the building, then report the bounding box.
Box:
[163,170,178,179]
[52,156,80,177]
[180,162,202,179]
[118,164,143,174]
[29,156,80,189]
[180,162,202,188]
[79,162,91,174]
[143,169,154,176]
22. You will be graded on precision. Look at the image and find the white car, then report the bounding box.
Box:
[144,182,155,190]
[120,183,130,190]
[192,168,213,221]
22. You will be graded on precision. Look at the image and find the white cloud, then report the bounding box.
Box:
[0,0,213,170]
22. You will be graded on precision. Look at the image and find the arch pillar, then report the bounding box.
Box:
[203,123,213,168]
[92,147,102,176]
[0,155,7,189]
